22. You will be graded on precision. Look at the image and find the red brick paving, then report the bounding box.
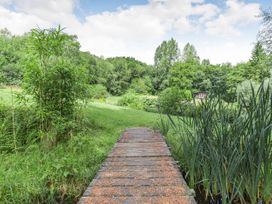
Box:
[78,128,196,204]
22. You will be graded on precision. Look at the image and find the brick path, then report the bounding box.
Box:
[78,128,196,204]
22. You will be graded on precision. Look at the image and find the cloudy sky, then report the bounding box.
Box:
[0,0,270,64]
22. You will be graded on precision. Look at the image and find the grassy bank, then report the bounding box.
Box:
[0,88,160,203]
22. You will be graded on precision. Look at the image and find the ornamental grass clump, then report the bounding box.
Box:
[165,82,272,204]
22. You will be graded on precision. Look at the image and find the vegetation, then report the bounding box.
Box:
[0,88,159,203]
[162,82,272,204]
[0,9,271,204]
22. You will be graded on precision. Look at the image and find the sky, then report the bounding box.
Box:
[0,0,271,65]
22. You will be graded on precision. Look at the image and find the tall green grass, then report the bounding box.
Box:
[163,82,272,203]
[0,87,160,203]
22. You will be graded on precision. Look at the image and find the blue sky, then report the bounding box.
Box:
[76,0,148,15]
[76,0,270,12]
[0,0,270,64]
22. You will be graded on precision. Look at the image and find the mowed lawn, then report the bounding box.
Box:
[0,88,161,203]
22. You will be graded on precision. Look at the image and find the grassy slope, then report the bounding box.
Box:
[0,89,160,203]
[0,87,21,105]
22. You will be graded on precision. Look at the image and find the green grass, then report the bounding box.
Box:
[104,96,121,105]
[0,88,160,203]
[0,86,21,105]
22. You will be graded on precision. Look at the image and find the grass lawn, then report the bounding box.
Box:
[0,88,161,203]
[0,86,21,105]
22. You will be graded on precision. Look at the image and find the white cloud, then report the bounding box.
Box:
[198,41,254,64]
[0,0,262,64]
[0,5,51,34]
[205,0,260,37]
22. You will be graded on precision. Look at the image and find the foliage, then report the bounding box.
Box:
[158,87,191,115]
[162,82,272,204]
[117,92,143,110]
[236,79,259,104]
[88,84,108,100]
[0,104,39,153]
[259,9,272,54]
[170,63,196,90]
[152,38,180,91]
[142,96,158,113]
[249,42,270,81]
[1,26,271,105]
[0,29,27,85]
[22,26,87,145]
[182,43,200,64]
[130,77,152,94]
[106,57,151,95]
[0,87,160,203]
[114,93,159,113]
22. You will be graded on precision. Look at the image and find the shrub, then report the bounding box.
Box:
[0,63,23,85]
[88,84,108,100]
[142,96,158,112]
[130,78,152,94]
[117,92,143,110]
[22,26,87,145]
[158,87,192,115]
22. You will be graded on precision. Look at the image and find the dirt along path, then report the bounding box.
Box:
[78,128,196,204]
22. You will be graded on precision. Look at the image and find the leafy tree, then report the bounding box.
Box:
[202,59,210,65]
[88,84,108,99]
[170,63,195,90]
[182,43,200,64]
[153,38,180,91]
[249,42,270,81]
[192,70,211,92]
[130,77,152,94]
[158,87,191,115]
[0,29,26,85]
[106,57,151,95]
[80,52,114,86]
[259,9,272,54]
[204,64,230,99]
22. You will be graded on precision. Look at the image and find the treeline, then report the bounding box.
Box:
[0,29,153,95]
[1,10,271,104]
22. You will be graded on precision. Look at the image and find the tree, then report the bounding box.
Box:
[204,64,231,100]
[0,29,27,85]
[182,43,200,64]
[249,42,270,81]
[130,77,152,94]
[202,59,210,66]
[106,57,150,95]
[259,9,272,54]
[169,63,195,90]
[153,38,180,91]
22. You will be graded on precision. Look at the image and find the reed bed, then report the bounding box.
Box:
[163,82,272,204]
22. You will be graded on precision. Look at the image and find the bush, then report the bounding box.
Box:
[0,63,23,85]
[117,92,143,110]
[22,26,87,146]
[142,96,158,112]
[158,87,192,115]
[130,78,152,94]
[88,84,108,100]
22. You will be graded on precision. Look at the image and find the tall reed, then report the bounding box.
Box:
[164,82,272,203]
